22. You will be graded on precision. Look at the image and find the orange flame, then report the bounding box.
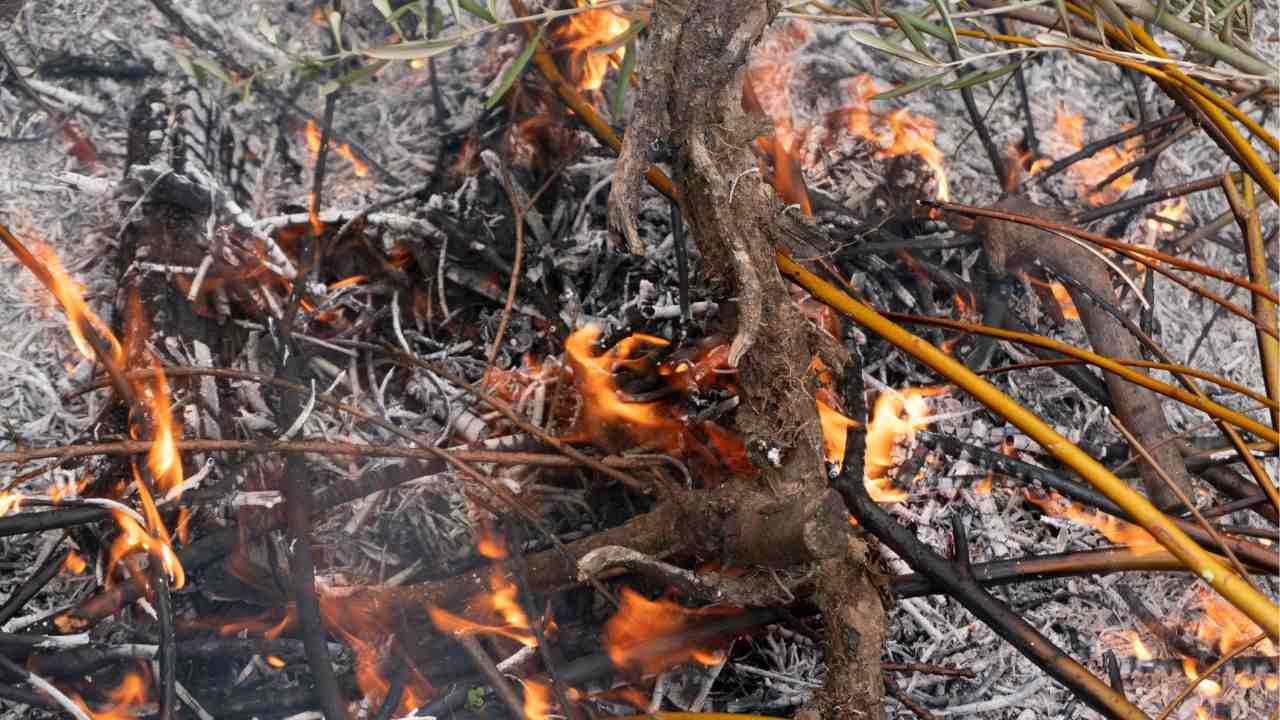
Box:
[522,680,554,720]
[427,529,537,647]
[551,2,630,91]
[562,326,687,453]
[74,669,151,720]
[0,492,21,516]
[603,588,736,675]
[1181,656,1223,699]
[1145,197,1188,235]
[1049,104,1139,206]
[30,241,123,365]
[1193,585,1277,659]
[63,551,87,574]
[841,77,950,202]
[1023,489,1159,553]
[304,119,369,177]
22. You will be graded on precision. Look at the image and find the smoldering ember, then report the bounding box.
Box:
[0,0,1276,718]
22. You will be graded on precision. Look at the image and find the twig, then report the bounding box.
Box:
[454,633,525,718]
[1108,412,1259,589]
[833,425,1147,719]
[1154,632,1266,720]
[0,543,69,624]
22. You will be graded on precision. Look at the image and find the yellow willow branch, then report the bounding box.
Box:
[777,251,1280,641]
[881,312,1275,441]
[914,316,1276,412]
[1224,176,1280,433]
[1124,23,1280,202]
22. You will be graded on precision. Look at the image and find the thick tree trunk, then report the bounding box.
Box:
[608,2,887,716]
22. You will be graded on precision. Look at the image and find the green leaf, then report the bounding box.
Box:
[942,59,1023,91]
[926,0,959,48]
[465,688,485,711]
[610,35,637,118]
[848,30,940,67]
[486,25,544,109]
[332,59,389,89]
[887,12,937,63]
[363,36,463,60]
[870,71,947,101]
[458,0,496,23]
[190,56,232,85]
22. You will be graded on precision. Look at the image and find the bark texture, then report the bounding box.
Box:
[607,2,886,716]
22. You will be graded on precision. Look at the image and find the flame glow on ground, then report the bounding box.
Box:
[748,21,951,209]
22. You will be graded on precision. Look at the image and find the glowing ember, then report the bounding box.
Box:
[265,655,287,669]
[603,588,736,675]
[74,669,151,720]
[551,1,630,91]
[304,119,370,177]
[1145,197,1188,234]
[0,492,21,516]
[63,551,87,574]
[1023,489,1159,553]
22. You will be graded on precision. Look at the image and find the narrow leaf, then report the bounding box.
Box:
[870,71,946,101]
[942,59,1023,90]
[926,0,959,48]
[848,30,939,67]
[887,12,937,63]
[486,26,544,109]
[458,0,496,23]
[363,36,463,60]
[611,35,638,118]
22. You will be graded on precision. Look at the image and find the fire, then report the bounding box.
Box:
[552,1,630,91]
[1124,630,1155,661]
[1193,585,1277,659]
[0,492,21,516]
[1023,103,1140,206]
[265,655,287,669]
[427,529,536,647]
[1145,197,1188,234]
[562,326,687,454]
[1182,656,1223,698]
[840,77,950,202]
[522,680,553,720]
[746,24,948,208]
[1023,489,1160,553]
[318,595,433,714]
[863,387,941,501]
[64,550,87,574]
[74,669,151,720]
[1021,272,1080,322]
[30,240,123,365]
[107,507,185,589]
[603,588,736,676]
[303,119,369,177]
